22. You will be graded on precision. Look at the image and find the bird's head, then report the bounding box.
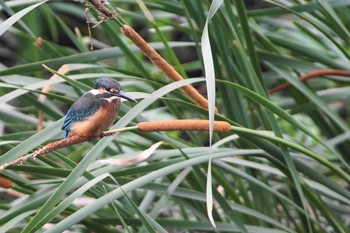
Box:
[93,77,137,102]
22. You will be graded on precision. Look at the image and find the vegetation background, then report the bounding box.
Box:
[0,0,350,232]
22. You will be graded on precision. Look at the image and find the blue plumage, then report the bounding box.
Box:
[95,77,122,90]
[62,92,101,138]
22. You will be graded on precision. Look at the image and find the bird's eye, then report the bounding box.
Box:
[107,88,119,94]
[105,87,111,92]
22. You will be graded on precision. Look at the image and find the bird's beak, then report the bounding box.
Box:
[115,90,137,103]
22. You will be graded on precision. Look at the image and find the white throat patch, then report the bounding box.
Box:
[89,89,100,95]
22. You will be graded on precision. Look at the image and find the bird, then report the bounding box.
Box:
[61,77,136,138]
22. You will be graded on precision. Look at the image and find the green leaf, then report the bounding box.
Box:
[0,0,47,37]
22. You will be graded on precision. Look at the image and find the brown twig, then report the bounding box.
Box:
[121,25,218,113]
[269,69,350,94]
[87,0,115,19]
[34,135,97,156]
[0,120,231,171]
[0,153,36,172]
[84,6,94,51]
[0,136,99,171]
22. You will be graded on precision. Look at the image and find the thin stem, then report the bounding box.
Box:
[269,69,350,94]
[86,0,123,26]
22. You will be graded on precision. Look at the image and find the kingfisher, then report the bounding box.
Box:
[62,77,136,138]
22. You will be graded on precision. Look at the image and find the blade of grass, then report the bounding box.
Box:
[34,150,262,232]
[0,0,47,37]
[201,0,223,228]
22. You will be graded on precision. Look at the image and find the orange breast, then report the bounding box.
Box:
[68,99,121,137]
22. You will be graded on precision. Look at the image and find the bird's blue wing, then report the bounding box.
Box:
[62,93,101,138]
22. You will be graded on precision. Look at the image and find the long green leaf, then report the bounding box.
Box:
[0,0,47,37]
[201,0,224,228]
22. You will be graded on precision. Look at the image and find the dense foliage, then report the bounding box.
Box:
[1,0,350,232]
